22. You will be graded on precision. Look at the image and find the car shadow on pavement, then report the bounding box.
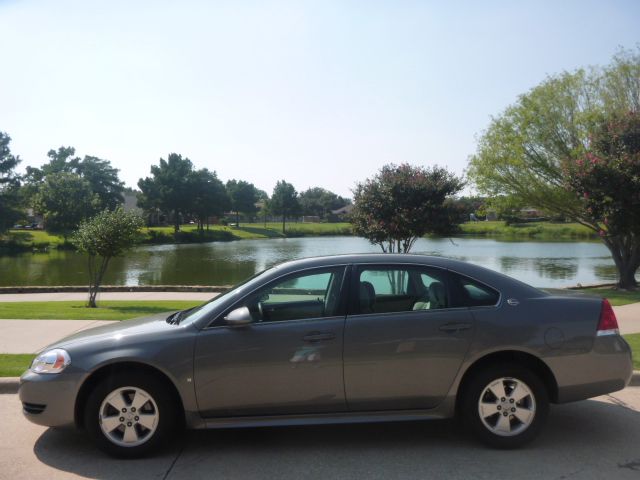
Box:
[33,399,640,480]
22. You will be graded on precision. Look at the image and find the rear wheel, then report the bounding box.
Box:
[84,372,178,458]
[461,365,549,448]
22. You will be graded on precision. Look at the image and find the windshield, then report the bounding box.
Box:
[177,268,272,325]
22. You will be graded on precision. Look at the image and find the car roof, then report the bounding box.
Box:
[275,253,455,270]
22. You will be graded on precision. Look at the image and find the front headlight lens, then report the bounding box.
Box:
[30,349,71,374]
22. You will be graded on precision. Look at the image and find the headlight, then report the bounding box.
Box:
[30,349,71,374]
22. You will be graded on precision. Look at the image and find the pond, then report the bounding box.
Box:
[0,236,621,288]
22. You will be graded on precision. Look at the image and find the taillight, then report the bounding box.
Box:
[596,299,619,336]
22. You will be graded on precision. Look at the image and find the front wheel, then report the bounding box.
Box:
[84,372,178,458]
[461,365,549,449]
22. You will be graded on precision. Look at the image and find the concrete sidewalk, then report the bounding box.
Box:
[615,302,640,335]
[0,320,115,354]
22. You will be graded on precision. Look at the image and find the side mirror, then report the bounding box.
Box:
[224,306,254,327]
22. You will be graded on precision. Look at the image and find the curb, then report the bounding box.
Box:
[0,378,20,394]
[2,371,640,395]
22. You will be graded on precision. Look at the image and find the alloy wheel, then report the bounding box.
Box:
[98,386,159,447]
[477,377,536,437]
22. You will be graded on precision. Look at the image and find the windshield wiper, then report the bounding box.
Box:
[166,311,183,324]
[166,307,196,325]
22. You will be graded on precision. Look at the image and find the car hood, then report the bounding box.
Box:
[42,312,178,352]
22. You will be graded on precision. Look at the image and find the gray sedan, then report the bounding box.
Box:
[19,254,633,457]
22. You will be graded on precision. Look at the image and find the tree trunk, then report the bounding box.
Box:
[88,285,98,308]
[86,255,111,308]
[87,256,97,308]
[174,210,180,233]
[604,236,640,290]
[236,211,240,227]
[282,214,286,234]
[619,266,638,289]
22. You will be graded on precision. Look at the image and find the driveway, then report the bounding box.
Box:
[1,386,639,479]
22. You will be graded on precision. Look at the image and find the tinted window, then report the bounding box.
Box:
[449,273,500,307]
[356,266,449,314]
[235,267,345,322]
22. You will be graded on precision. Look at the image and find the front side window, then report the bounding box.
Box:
[356,266,449,315]
[235,267,345,323]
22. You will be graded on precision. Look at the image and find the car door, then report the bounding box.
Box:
[343,264,475,411]
[194,266,348,418]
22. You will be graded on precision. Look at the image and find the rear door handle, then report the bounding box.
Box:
[303,332,336,342]
[439,323,472,333]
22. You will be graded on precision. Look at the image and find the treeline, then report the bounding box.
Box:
[0,139,351,237]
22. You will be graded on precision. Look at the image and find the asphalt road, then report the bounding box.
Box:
[1,387,640,480]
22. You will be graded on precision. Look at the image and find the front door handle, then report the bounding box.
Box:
[439,323,472,333]
[303,332,336,342]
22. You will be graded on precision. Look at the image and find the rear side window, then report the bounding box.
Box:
[356,266,450,314]
[449,273,500,307]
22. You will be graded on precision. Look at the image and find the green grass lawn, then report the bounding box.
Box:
[0,229,69,251]
[459,221,596,240]
[5,221,606,252]
[0,354,35,377]
[0,300,203,320]
[147,222,353,239]
[580,287,640,306]
[2,223,354,251]
[625,334,640,370]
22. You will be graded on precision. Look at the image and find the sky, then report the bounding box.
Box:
[1,0,639,198]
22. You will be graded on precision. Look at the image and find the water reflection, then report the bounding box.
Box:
[593,264,618,281]
[0,236,633,288]
[533,258,578,280]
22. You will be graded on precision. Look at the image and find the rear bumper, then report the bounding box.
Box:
[550,335,633,403]
[19,370,83,428]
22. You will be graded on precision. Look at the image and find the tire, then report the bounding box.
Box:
[84,372,179,458]
[460,364,549,449]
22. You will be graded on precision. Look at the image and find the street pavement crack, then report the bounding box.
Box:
[162,442,185,480]
[605,394,637,412]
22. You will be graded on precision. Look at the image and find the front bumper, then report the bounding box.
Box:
[19,370,83,428]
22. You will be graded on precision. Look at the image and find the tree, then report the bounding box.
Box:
[468,48,640,289]
[137,153,195,232]
[25,147,124,210]
[189,169,229,230]
[299,187,350,219]
[565,112,640,288]
[34,172,99,237]
[255,188,269,202]
[0,132,22,234]
[448,196,488,222]
[76,156,125,209]
[25,146,78,183]
[351,164,464,253]
[226,179,258,226]
[269,180,300,234]
[72,208,143,307]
